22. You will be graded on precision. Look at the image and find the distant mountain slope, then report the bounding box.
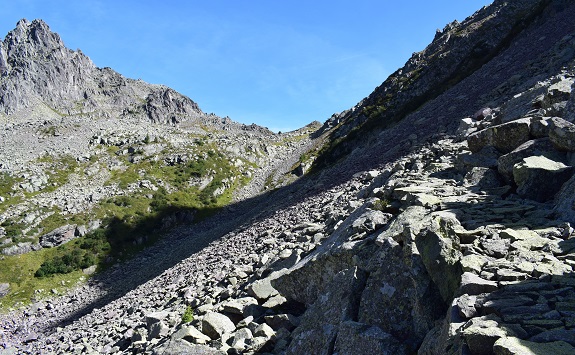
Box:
[0,17,318,303]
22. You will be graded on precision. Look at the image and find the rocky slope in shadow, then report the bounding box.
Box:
[1,0,575,354]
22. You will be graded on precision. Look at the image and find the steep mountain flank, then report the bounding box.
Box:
[313,0,570,171]
[1,0,575,354]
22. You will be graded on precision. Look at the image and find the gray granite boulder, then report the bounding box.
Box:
[549,117,575,151]
[497,138,565,183]
[467,118,531,153]
[494,337,575,355]
[415,212,463,302]
[333,321,406,355]
[513,155,573,202]
[201,312,235,340]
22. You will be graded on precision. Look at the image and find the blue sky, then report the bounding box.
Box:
[1,1,492,132]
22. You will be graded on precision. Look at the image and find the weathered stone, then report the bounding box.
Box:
[145,311,169,328]
[456,117,478,139]
[247,270,286,301]
[549,117,575,151]
[497,138,565,183]
[481,238,510,258]
[39,224,77,248]
[231,328,253,350]
[152,339,225,355]
[201,312,235,340]
[264,313,299,332]
[554,174,575,225]
[286,267,365,355]
[513,155,573,202]
[529,329,575,346]
[462,317,508,355]
[172,324,212,345]
[494,336,575,355]
[262,294,287,308]
[359,233,444,351]
[350,209,392,233]
[530,117,552,138]
[461,254,490,274]
[464,167,502,190]
[481,295,535,316]
[467,118,531,153]
[457,294,478,319]
[148,320,170,339]
[375,206,428,247]
[220,297,261,317]
[459,272,498,295]
[254,323,275,339]
[457,146,500,169]
[415,212,463,302]
[333,321,406,355]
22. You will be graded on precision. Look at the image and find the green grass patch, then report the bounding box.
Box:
[0,247,85,310]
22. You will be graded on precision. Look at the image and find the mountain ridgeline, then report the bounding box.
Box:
[1,0,575,354]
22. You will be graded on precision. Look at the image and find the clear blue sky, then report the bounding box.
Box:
[1,1,492,132]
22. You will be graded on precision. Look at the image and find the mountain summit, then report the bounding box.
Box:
[0,18,210,126]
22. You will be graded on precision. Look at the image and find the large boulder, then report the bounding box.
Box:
[415,212,463,303]
[333,321,406,354]
[359,233,444,352]
[494,337,575,355]
[497,138,565,183]
[512,155,573,202]
[201,312,235,340]
[541,78,574,116]
[467,118,531,153]
[39,224,78,248]
[285,267,366,355]
[554,173,575,224]
[549,117,575,151]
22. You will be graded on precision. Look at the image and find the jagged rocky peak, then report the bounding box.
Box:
[0,18,209,126]
[0,18,96,115]
[6,19,65,52]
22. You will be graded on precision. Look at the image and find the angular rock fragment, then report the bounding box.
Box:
[201,312,235,340]
[494,336,575,355]
[415,212,463,302]
[497,138,565,183]
[513,155,573,202]
[549,117,575,151]
[467,118,531,153]
[172,325,212,345]
[459,272,498,295]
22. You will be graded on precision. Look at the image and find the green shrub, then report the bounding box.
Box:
[181,306,194,323]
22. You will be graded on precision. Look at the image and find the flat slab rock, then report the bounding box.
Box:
[494,336,575,355]
[513,155,573,202]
